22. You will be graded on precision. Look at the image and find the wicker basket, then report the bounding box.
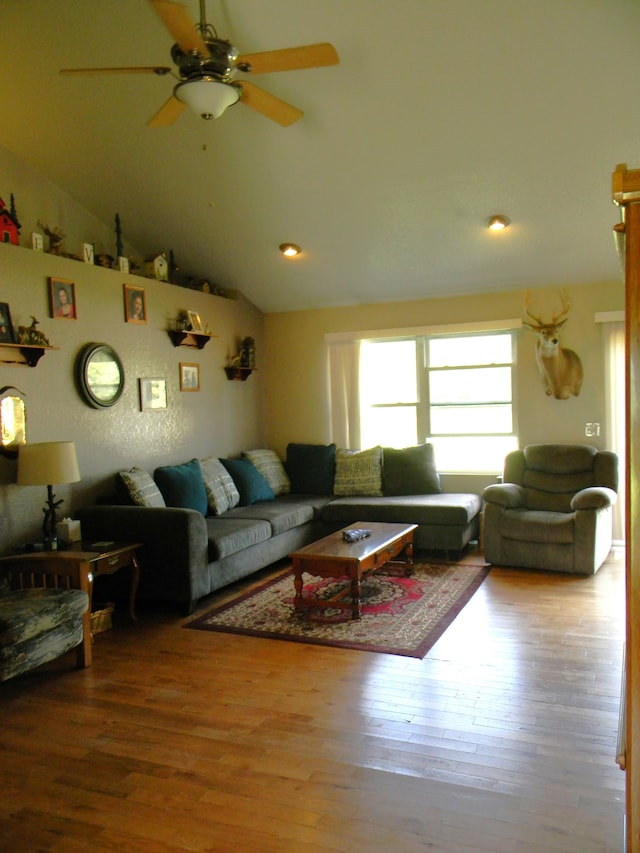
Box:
[91,603,115,635]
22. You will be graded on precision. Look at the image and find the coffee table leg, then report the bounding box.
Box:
[293,561,304,613]
[405,541,414,575]
[350,576,361,619]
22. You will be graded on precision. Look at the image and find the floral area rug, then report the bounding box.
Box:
[185,560,490,658]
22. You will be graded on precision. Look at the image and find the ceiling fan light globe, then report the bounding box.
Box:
[174,77,240,119]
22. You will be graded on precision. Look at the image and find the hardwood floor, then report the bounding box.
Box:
[0,548,626,852]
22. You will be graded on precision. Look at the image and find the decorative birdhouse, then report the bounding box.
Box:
[0,195,21,246]
[143,252,169,281]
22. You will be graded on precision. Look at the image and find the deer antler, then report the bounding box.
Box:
[523,290,544,327]
[550,289,571,325]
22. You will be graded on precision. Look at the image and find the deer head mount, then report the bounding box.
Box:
[523,290,584,399]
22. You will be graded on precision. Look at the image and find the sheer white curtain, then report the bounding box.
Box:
[602,320,625,543]
[327,338,361,449]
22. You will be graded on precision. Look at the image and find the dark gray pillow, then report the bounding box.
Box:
[383,444,442,495]
[286,443,336,494]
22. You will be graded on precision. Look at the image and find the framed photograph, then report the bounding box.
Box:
[49,277,76,319]
[179,362,200,392]
[139,377,167,411]
[0,303,14,343]
[124,284,146,324]
[187,310,202,332]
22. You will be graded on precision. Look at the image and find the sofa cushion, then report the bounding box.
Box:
[154,459,208,515]
[200,456,240,515]
[225,499,314,536]
[500,508,575,544]
[286,443,336,495]
[220,458,275,505]
[205,517,272,560]
[333,447,383,496]
[383,444,442,495]
[242,449,291,496]
[117,467,166,508]
[322,493,481,527]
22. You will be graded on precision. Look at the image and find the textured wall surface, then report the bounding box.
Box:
[0,242,264,553]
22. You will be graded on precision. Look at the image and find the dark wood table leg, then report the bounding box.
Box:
[350,572,362,619]
[129,553,141,622]
[293,560,304,613]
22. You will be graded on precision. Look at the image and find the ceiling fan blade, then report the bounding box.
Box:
[148,94,186,127]
[238,81,303,126]
[60,66,171,76]
[150,0,209,56]
[236,42,339,75]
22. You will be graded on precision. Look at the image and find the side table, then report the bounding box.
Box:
[64,540,142,623]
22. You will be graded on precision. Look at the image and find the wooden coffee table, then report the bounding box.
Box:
[290,521,417,620]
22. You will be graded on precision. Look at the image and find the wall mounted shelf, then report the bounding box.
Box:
[167,330,214,350]
[0,343,58,367]
[224,367,254,381]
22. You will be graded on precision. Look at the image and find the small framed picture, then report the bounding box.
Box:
[179,362,200,392]
[187,310,202,332]
[124,284,146,324]
[0,303,14,343]
[49,277,76,319]
[139,377,167,411]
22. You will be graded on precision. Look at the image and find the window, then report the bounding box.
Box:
[359,331,517,473]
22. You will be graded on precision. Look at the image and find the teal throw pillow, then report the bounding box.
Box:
[153,458,208,515]
[383,444,442,495]
[285,443,336,494]
[220,458,275,505]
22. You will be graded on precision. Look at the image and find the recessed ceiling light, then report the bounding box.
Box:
[488,215,510,231]
[279,243,301,257]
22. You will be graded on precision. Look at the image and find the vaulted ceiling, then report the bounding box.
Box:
[1,1,639,313]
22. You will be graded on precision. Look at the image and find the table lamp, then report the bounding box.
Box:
[17,441,81,546]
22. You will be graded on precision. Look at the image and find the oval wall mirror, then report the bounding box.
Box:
[75,343,125,408]
[0,386,26,457]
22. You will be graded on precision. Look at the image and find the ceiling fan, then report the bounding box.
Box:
[60,0,339,127]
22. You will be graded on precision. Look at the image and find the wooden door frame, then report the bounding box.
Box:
[612,163,640,851]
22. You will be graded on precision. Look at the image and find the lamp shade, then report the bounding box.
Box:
[17,441,81,486]
[174,78,240,119]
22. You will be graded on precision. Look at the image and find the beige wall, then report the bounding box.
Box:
[0,245,264,553]
[264,282,624,493]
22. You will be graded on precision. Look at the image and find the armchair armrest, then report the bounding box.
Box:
[571,486,617,511]
[482,483,527,509]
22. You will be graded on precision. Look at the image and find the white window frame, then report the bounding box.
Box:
[327,319,521,474]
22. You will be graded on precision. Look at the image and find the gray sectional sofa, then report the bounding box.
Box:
[76,443,481,614]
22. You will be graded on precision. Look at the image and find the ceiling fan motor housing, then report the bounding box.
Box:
[171,39,238,82]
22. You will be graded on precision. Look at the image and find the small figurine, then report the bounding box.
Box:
[37,220,65,254]
[17,317,50,346]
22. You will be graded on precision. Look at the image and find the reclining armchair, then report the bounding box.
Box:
[482,444,618,575]
[0,554,91,682]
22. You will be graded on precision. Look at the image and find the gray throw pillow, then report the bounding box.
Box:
[383,444,442,495]
[200,457,241,514]
[117,467,166,507]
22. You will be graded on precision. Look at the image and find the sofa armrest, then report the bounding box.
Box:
[482,483,526,508]
[75,505,209,610]
[571,487,618,511]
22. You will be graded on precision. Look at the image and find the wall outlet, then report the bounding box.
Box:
[585,422,601,437]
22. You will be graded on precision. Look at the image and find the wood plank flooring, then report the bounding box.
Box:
[0,548,626,852]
